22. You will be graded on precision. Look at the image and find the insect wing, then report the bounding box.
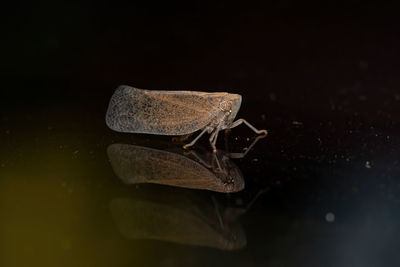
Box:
[106,86,225,135]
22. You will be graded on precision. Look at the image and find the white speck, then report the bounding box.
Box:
[246,137,250,141]
[292,121,303,125]
[365,161,372,168]
[252,158,259,162]
[325,212,335,223]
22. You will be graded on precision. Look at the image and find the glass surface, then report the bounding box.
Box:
[2,101,399,266]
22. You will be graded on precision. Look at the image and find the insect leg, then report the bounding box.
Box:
[185,150,213,168]
[183,127,208,150]
[172,133,192,143]
[229,119,268,135]
[209,124,222,153]
[212,152,223,172]
[209,130,218,153]
[212,129,221,150]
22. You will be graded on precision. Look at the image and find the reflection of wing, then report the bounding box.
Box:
[110,196,246,250]
[106,85,226,135]
[107,144,244,193]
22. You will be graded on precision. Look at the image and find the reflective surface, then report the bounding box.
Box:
[2,106,400,266]
[2,2,400,266]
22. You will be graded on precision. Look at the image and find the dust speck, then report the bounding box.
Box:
[292,121,303,125]
[325,212,335,223]
[365,161,372,168]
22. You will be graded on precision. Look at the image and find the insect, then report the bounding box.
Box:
[106,85,267,152]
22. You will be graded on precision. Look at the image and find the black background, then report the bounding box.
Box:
[2,1,400,110]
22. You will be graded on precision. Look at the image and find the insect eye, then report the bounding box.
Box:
[220,101,233,112]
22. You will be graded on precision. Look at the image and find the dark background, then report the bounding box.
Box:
[2,1,400,110]
[1,1,400,267]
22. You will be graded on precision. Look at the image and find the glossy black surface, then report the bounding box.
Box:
[2,2,400,266]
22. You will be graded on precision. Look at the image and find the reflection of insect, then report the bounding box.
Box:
[109,185,268,251]
[109,186,247,250]
[107,143,244,193]
[106,85,267,152]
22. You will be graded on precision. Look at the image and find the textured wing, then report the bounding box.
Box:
[106,85,226,135]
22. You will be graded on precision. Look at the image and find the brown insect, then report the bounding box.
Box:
[106,85,267,152]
